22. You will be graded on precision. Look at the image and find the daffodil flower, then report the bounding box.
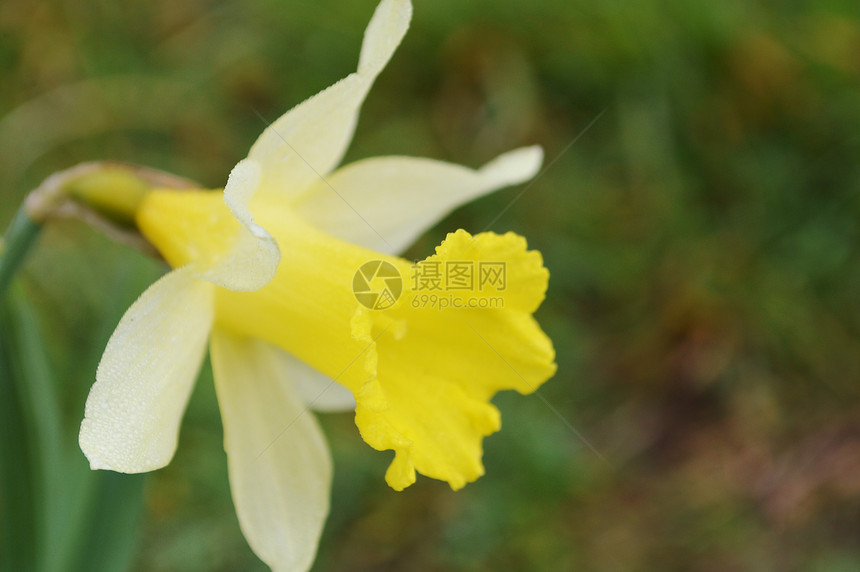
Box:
[78,0,555,570]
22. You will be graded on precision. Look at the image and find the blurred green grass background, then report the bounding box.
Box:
[2,0,860,570]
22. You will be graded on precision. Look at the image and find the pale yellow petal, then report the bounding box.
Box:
[294,146,543,254]
[79,267,213,473]
[247,0,411,198]
[210,331,332,572]
[358,0,413,77]
[275,350,356,412]
[135,161,279,292]
[200,159,280,291]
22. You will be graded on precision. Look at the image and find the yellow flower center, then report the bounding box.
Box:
[136,188,556,491]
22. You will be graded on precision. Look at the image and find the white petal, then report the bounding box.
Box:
[294,146,544,254]
[358,0,413,77]
[199,159,280,292]
[79,267,214,473]
[247,0,411,198]
[275,350,356,413]
[210,331,332,572]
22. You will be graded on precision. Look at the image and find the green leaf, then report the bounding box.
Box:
[1,287,147,572]
[0,294,40,570]
[70,471,146,572]
[4,287,68,572]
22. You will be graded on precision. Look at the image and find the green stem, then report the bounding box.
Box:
[0,207,42,298]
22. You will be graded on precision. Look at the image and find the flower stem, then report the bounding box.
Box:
[0,207,41,299]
